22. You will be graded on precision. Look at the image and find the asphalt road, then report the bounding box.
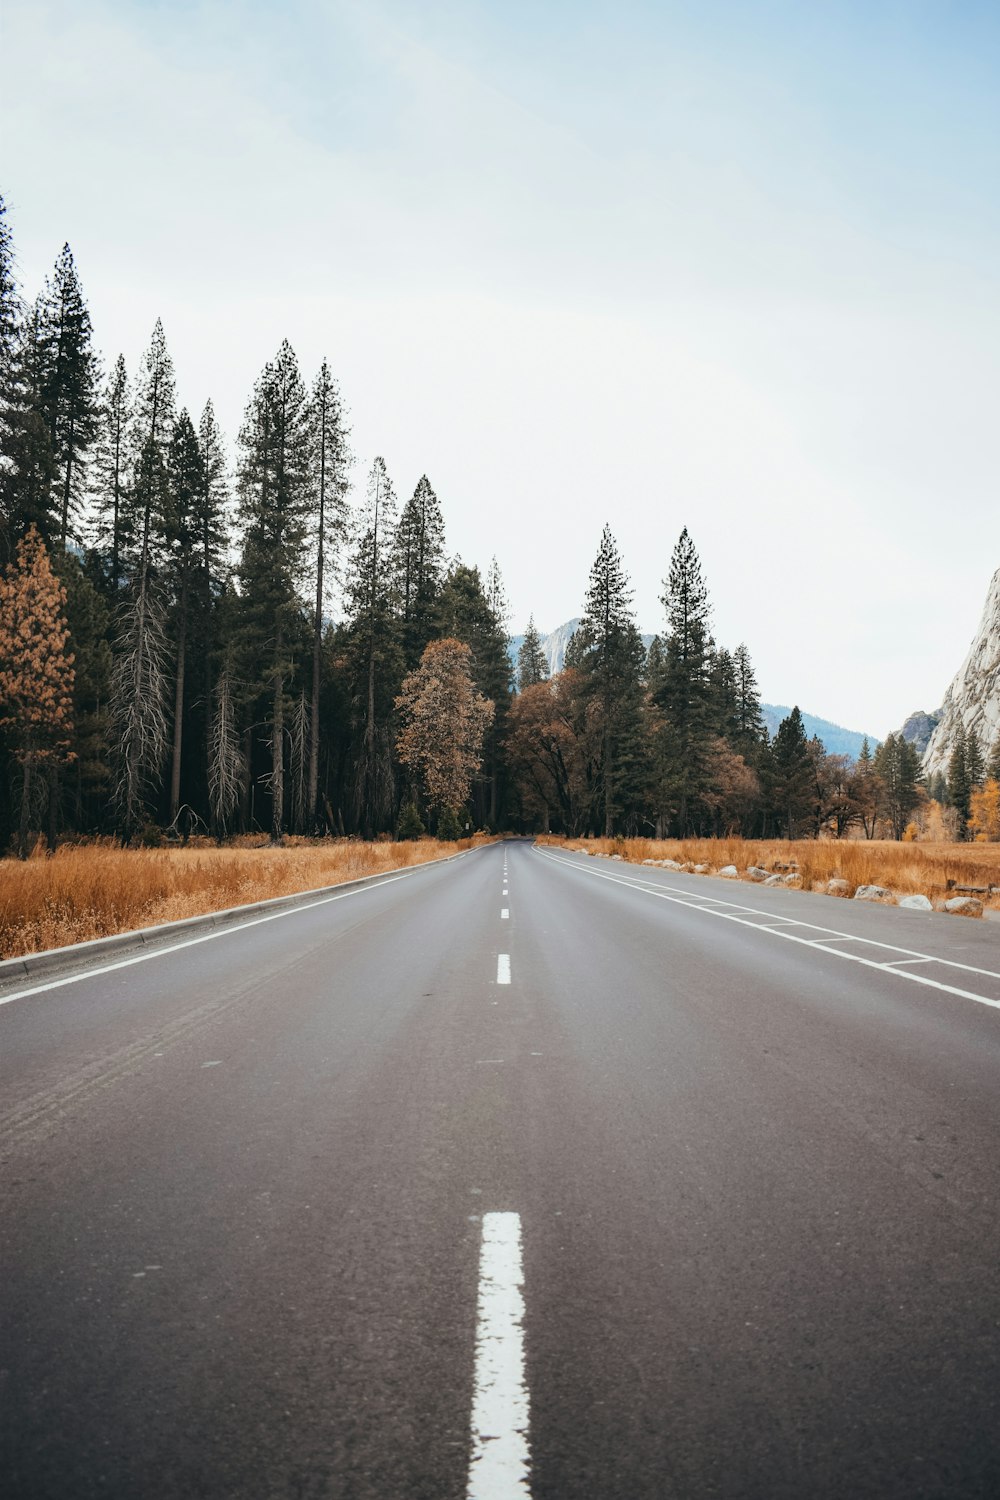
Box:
[2,839,1000,1499]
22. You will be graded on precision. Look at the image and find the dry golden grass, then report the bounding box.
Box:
[0,836,493,960]
[537,835,1000,913]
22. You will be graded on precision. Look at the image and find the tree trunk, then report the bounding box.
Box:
[240,726,253,832]
[309,423,326,831]
[46,763,60,852]
[363,629,376,838]
[271,669,284,844]
[18,754,32,860]
[169,572,188,822]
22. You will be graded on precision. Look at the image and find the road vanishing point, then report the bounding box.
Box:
[2,840,999,1498]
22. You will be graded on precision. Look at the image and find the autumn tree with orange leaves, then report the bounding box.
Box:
[0,526,75,855]
[395,637,494,820]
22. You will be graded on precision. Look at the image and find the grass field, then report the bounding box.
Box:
[0,836,490,960]
[537,835,1000,914]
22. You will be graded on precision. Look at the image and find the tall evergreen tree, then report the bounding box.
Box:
[237,341,312,842]
[517,615,548,691]
[395,474,445,669]
[575,525,646,835]
[0,194,19,379]
[874,732,923,840]
[436,560,513,826]
[947,725,971,835]
[965,728,985,789]
[344,456,400,836]
[164,410,204,821]
[108,320,176,837]
[0,193,21,523]
[37,245,99,547]
[307,360,350,829]
[732,642,765,752]
[656,527,714,832]
[987,737,1000,785]
[0,301,57,548]
[709,646,738,741]
[90,354,131,591]
[769,706,814,837]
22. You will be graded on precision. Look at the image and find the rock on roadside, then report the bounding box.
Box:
[718,865,739,878]
[944,895,984,917]
[854,884,894,903]
[827,879,849,896]
[899,894,933,911]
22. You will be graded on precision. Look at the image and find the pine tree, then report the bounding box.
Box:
[436,559,513,826]
[164,410,204,821]
[307,360,350,830]
[107,322,176,838]
[0,194,22,525]
[130,318,176,581]
[37,245,99,547]
[395,474,445,669]
[345,456,400,836]
[0,527,75,855]
[55,552,113,833]
[874,732,923,840]
[732,642,765,751]
[656,527,714,832]
[0,301,58,548]
[854,735,881,839]
[237,340,312,842]
[770,706,814,837]
[195,399,230,803]
[576,525,646,835]
[947,725,971,835]
[988,737,1000,785]
[966,728,985,789]
[517,615,548,691]
[709,647,738,741]
[0,194,19,379]
[90,354,132,591]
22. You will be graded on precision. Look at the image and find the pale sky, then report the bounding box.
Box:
[3,0,998,737]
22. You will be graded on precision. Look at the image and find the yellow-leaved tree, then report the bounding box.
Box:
[395,637,494,827]
[0,527,76,856]
[968,779,1000,842]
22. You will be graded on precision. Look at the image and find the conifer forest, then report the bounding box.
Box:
[2,195,986,852]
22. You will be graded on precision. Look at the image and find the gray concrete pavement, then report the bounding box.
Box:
[2,840,999,1498]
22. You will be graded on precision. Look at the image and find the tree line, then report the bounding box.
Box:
[1,195,998,851]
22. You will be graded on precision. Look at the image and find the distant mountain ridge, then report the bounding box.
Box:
[509,619,875,760]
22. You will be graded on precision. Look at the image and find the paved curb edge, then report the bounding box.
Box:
[0,842,490,991]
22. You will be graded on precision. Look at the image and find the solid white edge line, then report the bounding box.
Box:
[536,849,1000,1013]
[497,954,511,984]
[0,856,472,1008]
[467,1211,531,1500]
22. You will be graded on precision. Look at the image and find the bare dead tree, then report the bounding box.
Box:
[208,668,243,840]
[109,583,170,840]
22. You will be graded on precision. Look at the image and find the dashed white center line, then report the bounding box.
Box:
[501,909,509,919]
[467,1211,531,1500]
[497,954,511,984]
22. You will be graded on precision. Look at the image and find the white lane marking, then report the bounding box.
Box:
[467,1211,531,1500]
[501,909,509,919]
[535,849,1000,1013]
[497,955,511,985]
[0,859,470,1008]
